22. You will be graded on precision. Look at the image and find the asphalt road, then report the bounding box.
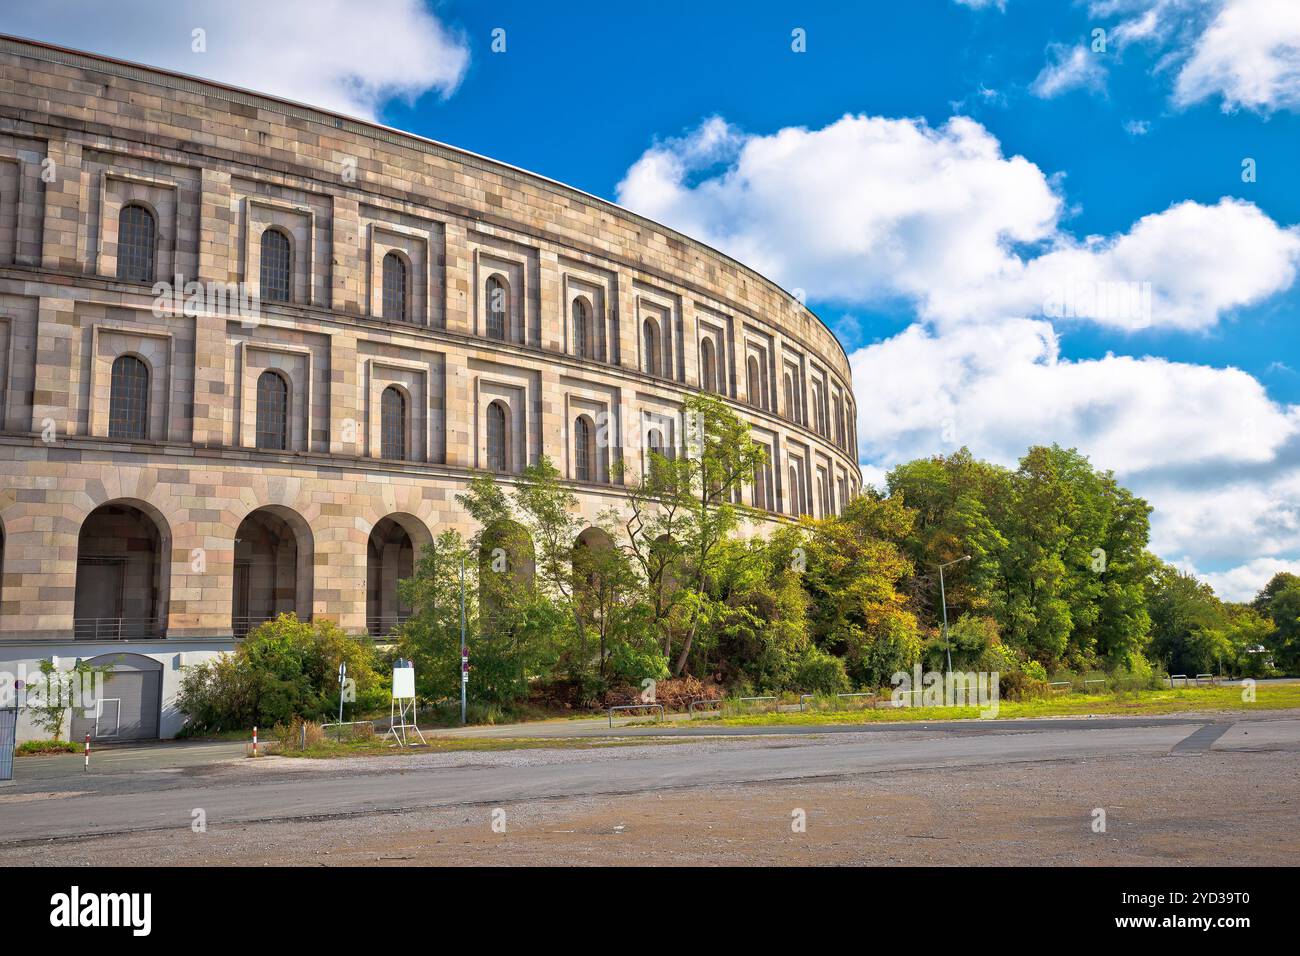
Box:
[3,712,1297,845]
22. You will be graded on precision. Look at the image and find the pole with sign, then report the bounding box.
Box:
[459,554,467,725]
[337,661,347,725]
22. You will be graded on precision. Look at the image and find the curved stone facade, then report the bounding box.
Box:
[0,33,860,674]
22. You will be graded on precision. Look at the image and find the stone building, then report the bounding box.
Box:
[0,35,861,740]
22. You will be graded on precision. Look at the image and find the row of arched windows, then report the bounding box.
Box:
[113,206,848,428]
[105,356,846,510]
[114,205,415,322]
[108,357,408,459]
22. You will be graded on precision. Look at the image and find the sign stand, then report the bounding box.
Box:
[385,659,425,747]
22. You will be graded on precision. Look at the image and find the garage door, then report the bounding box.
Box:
[70,654,162,741]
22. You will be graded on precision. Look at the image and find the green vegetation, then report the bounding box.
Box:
[15,739,81,756]
[23,657,113,741]
[675,683,1300,727]
[172,397,1300,733]
[177,614,385,733]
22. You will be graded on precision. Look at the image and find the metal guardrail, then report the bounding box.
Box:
[1083,679,1107,691]
[317,720,376,743]
[1195,673,1216,686]
[1048,681,1072,694]
[688,698,724,715]
[608,703,665,727]
[71,618,164,641]
[1167,674,1190,688]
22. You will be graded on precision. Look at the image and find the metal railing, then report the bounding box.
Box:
[317,720,376,743]
[800,691,879,711]
[688,697,724,716]
[72,618,165,641]
[232,615,276,638]
[366,615,412,639]
[607,703,665,727]
[1167,674,1190,688]
[1195,673,1216,686]
[1048,681,1072,694]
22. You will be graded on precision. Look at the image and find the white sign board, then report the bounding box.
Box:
[392,665,416,700]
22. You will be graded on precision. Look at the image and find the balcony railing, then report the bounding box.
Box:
[72,618,165,641]
[366,615,412,639]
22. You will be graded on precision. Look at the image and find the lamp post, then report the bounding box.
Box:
[938,555,971,676]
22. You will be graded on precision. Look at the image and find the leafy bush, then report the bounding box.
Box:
[178,614,384,732]
[16,739,80,755]
[793,647,850,695]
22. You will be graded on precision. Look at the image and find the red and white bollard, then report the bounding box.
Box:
[252,725,258,758]
[83,733,90,772]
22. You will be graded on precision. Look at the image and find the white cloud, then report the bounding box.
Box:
[1192,558,1300,602]
[954,0,1008,10]
[3,0,470,119]
[1031,44,1109,98]
[1086,0,1300,114]
[1174,0,1300,111]
[847,318,1300,591]
[618,115,1300,332]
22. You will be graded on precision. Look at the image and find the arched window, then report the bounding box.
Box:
[108,355,149,440]
[486,401,508,471]
[647,427,663,458]
[701,339,717,393]
[747,356,761,408]
[643,319,659,376]
[381,386,407,460]
[789,465,801,516]
[572,298,589,358]
[574,416,594,481]
[383,252,408,321]
[260,228,292,303]
[255,370,289,450]
[485,275,507,340]
[785,373,796,422]
[116,204,156,283]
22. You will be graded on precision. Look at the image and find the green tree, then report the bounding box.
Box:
[802,493,922,688]
[617,393,766,676]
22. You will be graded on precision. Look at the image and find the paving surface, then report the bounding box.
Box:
[2,711,1298,864]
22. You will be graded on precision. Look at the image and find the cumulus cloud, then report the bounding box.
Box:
[617,111,1300,599]
[2,0,470,119]
[1192,557,1300,602]
[618,115,1300,331]
[847,318,1300,574]
[1031,44,1109,98]
[1085,0,1300,114]
[1174,0,1300,111]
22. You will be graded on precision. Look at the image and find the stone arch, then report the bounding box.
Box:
[74,498,172,639]
[232,504,314,636]
[367,512,433,637]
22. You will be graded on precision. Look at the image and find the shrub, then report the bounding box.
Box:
[793,647,850,695]
[178,614,384,732]
[999,671,1048,701]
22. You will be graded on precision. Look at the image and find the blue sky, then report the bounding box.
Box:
[8,0,1300,600]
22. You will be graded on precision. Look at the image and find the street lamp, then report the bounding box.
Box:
[938,555,971,676]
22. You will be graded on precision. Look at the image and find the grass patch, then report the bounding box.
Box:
[666,684,1300,727]
[274,734,696,759]
[15,739,80,756]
